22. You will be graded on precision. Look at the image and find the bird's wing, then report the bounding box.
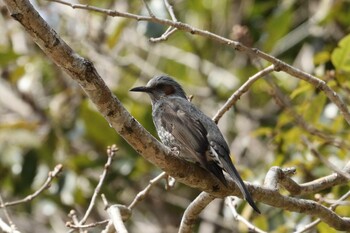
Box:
[160,101,209,159]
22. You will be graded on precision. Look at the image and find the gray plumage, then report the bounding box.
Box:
[130,75,260,213]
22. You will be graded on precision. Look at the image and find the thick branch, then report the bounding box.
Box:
[264,163,350,196]
[179,192,215,233]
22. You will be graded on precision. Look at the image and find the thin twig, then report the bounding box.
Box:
[0,217,21,233]
[226,197,266,233]
[67,210,83,233]
[263,164,350,196]
[0,164,62,208]
[141,0,155,17]
[0,195,20,233]
[316,196,350,206]
[128,172,167,209]
[267,79,350,150]
[66,219,109,230]
[149,27,177,42]
[154,0,179,42]
[213,65,275,123]
[106,205,128,233]
[78,145,118,225]
[295,190,350,233]
[101,220,114,233]
[163,0,177,21]
[101,194,131,222]
[302,137,350,180]
[150,0,178,42]
[102,195,130,233]
[67,146,117,232]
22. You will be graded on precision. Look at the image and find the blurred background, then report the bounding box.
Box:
[0,0,350,232]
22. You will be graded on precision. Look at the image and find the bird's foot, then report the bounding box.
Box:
[170,147,180,156]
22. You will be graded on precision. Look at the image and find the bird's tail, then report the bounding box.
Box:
[206,161,228,186]
[219,158,261,214]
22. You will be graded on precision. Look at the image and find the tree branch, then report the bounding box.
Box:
[267,79,350,150]
[179,192,215,233]
[71,145,118,229]
[295,190,350,233]
[226,197,266,233]
[0,164,62,208]
[302,137,350,180]
[128,172,167,210]
[213,64,275,123]
[102,195,131,233]
[264,163,350,196]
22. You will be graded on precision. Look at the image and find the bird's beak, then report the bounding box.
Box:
[129,86,150,93]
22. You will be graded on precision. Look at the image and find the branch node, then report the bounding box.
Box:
[10,13,23,21]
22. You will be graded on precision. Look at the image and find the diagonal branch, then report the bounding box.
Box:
[77,145,118,226]
[179,192,215,233]
[302,137,350,180]
[128,172,168,209]
[0,164,62,208]
[226,197,266,233]
[295,190,350,233]
[213,65,275,123]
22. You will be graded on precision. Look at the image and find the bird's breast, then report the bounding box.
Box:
[157,125,177,147]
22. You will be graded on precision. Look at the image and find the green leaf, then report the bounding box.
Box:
[263,8,293,52]
[317,221,338,233]
[331,34,350,72]
[107,19,129,49]
[304,94,327,123]
[0,48,19,66]
[290,82,312,99]
[314,51,331,65]
[15,149,38,195]
[80,101,119,148]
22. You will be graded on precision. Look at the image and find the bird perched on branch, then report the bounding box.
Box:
[130,75,260,213]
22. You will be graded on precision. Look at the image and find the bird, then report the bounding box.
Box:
[130,75,260,213]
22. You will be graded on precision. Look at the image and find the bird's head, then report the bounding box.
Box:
[130,75,187,103]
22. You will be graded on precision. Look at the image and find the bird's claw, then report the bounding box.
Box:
[170,147,180,156]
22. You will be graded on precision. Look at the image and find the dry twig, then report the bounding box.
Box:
[67,145,118,231]
[226,197,266,233]
[213,65,275,123]
[128,171,168,209]
[179,192,215,233]
[264,163,350,196]
[102,194,131,233]
[295,190,350,233]
[302,137,350,180]
[78,145,118,224]
[0,195,21,233]
[0,164,62,208]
